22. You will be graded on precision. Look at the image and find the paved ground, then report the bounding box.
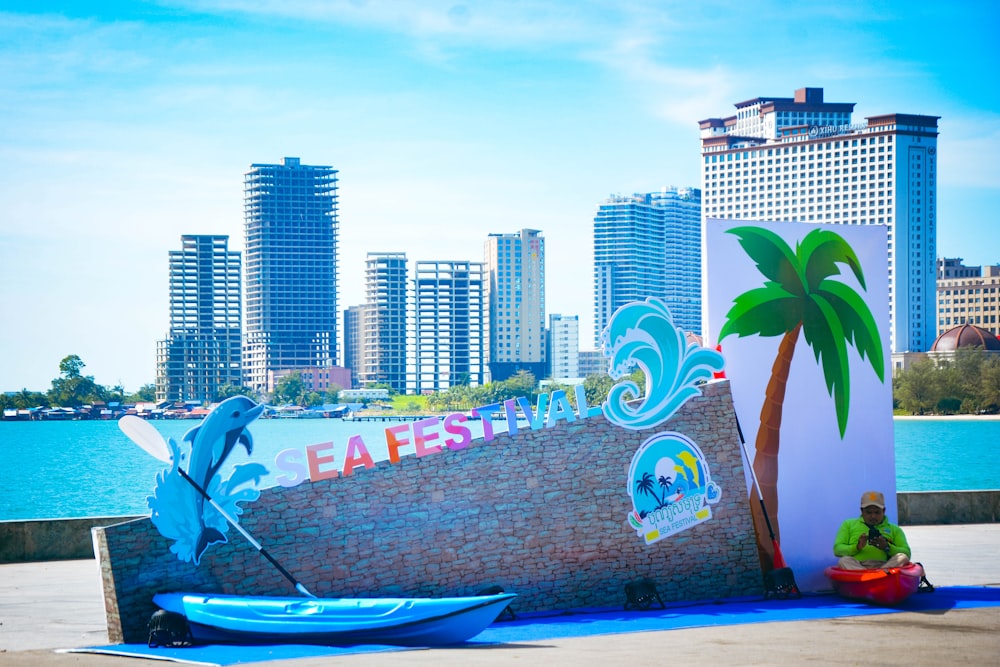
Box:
[1,524,999,666]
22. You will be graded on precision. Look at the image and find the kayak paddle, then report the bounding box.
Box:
[119,415,315,597]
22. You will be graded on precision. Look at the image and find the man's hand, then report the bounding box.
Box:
[870,534,891,551]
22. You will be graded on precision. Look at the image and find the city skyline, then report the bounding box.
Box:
[2,1,998,391]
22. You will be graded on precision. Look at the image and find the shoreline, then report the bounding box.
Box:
[893,414,1000,420]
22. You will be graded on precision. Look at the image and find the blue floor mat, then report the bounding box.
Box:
[62,586,1000,666]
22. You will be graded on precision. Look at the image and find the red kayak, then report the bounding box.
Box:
[824,562,925,605]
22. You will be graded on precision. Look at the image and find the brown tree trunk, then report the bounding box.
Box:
[749,322,801,571]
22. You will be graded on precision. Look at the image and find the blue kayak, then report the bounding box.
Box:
[153,591,517,646]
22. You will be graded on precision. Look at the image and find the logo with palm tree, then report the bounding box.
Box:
[718,225,885,565]
[626,432,721,544]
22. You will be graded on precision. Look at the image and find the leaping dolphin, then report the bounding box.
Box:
[182,396,265,560]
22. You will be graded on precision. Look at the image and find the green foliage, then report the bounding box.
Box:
[893,348,1000,415]
[0,389,49,410]
[131,384,156,402]
[215,383,258,402]
[893,358,940,415]
[48,355,102,407]
[583,373,615,407]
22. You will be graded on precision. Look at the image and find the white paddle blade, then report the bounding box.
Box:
[119,415,171,462]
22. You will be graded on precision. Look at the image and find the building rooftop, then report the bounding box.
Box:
[931,323,1000,352]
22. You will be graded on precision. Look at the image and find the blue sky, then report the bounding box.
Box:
[1,1,997,393]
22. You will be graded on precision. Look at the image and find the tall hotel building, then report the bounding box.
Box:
[699,87,939,353]
[593,187,702,345]
[485,229,546,382]
[414,260,488,392]
[359,252,409,394]
[243,158,339,393]
[156,235,242,402]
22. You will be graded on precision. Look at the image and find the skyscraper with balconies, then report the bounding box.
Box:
[414,260,488,392]
[593,187,702,345]
[156,235,242,402]
[243,157,339,393]
[698,87,939,353]
[485,229,546,382]
[360,252,409,393]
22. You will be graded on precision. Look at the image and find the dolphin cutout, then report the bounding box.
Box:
[175,396,264,563]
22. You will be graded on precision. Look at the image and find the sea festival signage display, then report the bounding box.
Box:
[271,385,603,487]
[131,297,727,565]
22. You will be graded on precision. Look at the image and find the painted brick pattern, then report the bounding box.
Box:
[96,379,762,643]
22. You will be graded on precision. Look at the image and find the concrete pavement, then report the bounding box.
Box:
[1,524,999,666]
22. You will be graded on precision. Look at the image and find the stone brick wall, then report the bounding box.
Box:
[96,379,762,643]
[898,490,1000,524]
[0,516,140,563]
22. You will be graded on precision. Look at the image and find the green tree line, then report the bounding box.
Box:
[423,369,633,413]
[0,355,155,410]
[3,357,639,414]
[0,354,257,411]
[894,347,1000,415]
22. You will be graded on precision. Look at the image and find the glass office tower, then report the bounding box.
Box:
[592,187,702,345]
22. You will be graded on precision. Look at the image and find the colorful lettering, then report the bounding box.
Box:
[575,384,603,419]
[413,417,442,457]
[546,390,576,427]
[306,442,339,482]
[443,413,471,450]
[385,423,411,463]
[274,448,308,488]
[342,435,375,476]
[471,403,499,441]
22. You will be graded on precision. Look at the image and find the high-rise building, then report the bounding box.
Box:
[342,304,366,389]
[548,313,580,380]
[485,229,546,382]
[243,157,339,393]
[937,259,1000,336]
[360,252,409,393]
[699,87,939,353]
[592,187,702,345]
[938,257,981,280]
[156,235,242,403]
[414,260,488,392]
[578,349,607,378]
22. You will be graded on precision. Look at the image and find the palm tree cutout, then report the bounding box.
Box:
[718,226,884,568]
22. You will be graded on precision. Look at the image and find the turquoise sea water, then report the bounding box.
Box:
[0,417,997,521]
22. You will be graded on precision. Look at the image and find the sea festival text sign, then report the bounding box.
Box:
[272,385,603,487]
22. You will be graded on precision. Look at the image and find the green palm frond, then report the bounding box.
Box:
[798,228,866,291]
[816,279,885,382]
[727,226,805,295]
[721,225,886,438]
[719,284,803,340]
[802,292,852,435]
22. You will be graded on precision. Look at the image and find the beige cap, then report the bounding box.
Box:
[860,490,886,509]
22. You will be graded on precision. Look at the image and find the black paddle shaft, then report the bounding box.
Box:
[734,415,779,542]
[175,467,311,596]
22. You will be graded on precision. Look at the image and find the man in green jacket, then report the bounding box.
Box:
[833,490,911,569]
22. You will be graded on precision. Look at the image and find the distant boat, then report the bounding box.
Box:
[153,591,516,646]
